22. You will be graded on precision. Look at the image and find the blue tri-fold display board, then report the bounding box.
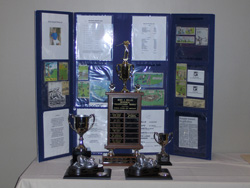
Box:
[36,10,215,162]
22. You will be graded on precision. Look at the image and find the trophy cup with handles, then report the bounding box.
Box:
[116,41,134,93]
[68,114,95,162]
[64,113,112,178]
[154,132,173,165]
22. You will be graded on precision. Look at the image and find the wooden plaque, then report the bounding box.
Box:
[105,92,144,151]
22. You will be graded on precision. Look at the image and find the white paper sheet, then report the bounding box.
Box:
[140,110,165,153]
[188,70,205,83]
[187,84,204,98]
[43,109,69,158]
[42,13,69,60]
[179,116,198,149]
[76,15,113,61]
[77,109,108,152]
[132,16,167,61]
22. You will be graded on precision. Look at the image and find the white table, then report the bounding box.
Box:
[15,153,250,188]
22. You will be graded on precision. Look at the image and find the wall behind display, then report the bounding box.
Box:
[1,0,250,188]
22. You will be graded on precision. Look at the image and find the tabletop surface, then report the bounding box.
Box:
[15,153,250,188]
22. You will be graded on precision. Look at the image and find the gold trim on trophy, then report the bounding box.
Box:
[116,41,134,93]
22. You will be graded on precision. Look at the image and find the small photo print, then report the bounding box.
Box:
[196,27,208,46]
[176,27,195,35]
[133,72,164,88]
[176,80,187,97]
[44,61,57,81]
[78,81,89,98]
[62,81,69,95]
[78,65,88,80]
[50,27,61,45]
[48,82,66,108]
[90,80,110,103]
[176,36,195,44]
[176,63,187,81]
[59,62,68,80]
[142,89,165,106]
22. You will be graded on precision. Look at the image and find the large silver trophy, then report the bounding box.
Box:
[154,132,173,165]
[68,114,95,161]
[64,114,112,178]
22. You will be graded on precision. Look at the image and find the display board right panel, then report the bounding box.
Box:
[169,14,215,159]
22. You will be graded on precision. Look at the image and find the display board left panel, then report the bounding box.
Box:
[36,11,74,162]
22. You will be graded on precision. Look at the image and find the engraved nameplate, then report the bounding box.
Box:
[113,98,137,110]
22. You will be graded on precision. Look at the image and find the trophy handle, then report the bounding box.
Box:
[88,114,95,130]
[154,132,160,144]
[168,132,174,144]
[129,64,134,80]
[68,114,76,132]
[116,64,121,77]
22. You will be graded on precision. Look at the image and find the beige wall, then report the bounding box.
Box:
[1,0,250,187]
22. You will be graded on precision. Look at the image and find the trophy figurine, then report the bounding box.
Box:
[126,154,160,176]
[124,154,173,179]
[116,41,134,93]
[154,132,173,165]
[68,114,95,162]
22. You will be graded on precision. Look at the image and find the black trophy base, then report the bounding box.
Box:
[124,168,172,180]
[127,165,161,176]
[63,166,112,179]
[156,154,172,166]
[71,148,91,164]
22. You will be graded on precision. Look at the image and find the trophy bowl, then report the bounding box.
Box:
[154,132,173,165]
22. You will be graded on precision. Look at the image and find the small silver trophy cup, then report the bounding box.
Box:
[154,132,173,165]
[68,114,95,160]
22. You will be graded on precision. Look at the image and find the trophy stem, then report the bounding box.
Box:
[121,81,129,93]
[161,145,167,156]
[78,135,86,152]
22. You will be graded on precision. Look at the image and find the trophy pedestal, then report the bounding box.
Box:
[156,154,172,166]
[102,153,137,166]
[126,165,161,176]
[71,149,91,164]
[124,168,173,180]
[63,166,112,179]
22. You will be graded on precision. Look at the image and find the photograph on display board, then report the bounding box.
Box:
[78,81,89,98]
[90,80,110,104]
[142,89,164,106]
[48,82,66,108]
[50,27,61,45]
[78,65,89,80]
[59,62,68,80]
[133,72,164,88]
[44,62,57,82]
[62,81,69,96]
